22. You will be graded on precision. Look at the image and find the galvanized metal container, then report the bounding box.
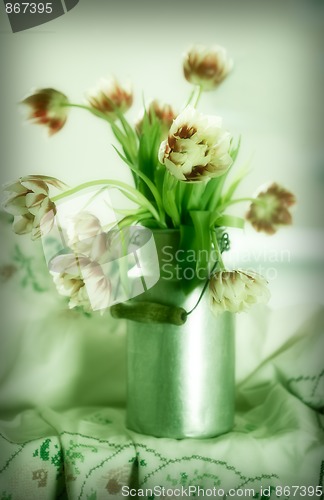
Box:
[126,230,235,439]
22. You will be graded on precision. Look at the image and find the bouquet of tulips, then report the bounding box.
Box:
[2,45,296,318]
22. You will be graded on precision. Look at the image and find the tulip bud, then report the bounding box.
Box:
[22,88,69,135]
[136,100,176,138]
[246,183,296,235]
[87,77,133,121]
[49,253,111,312]
[3,175,65,240]
[183,45,233,91]
[209,270,270,315]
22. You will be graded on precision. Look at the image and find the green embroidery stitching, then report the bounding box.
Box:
[33,438,99,478]
[40,438,51,461]
[2,430,288,499]
[59,430,124,449]
[287,370,324,408]
[129,443,169,464]
[64,440,98,476]
[140,455,245,486]
[140,454,279,492]
[12,244,47,292]
[51,446,64,474]
[235,475,279,491]
[33,439,64,478]
[164,470,221,492]
[252,486,276,499]
[78,445,131,500]
[129,452,147,468]
[0,443,25,474]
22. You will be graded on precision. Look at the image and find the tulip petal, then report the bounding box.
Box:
[25,192,47,213]
[22,175,68,191]
[160,106,232,182]
[12,215,34,235]
[3,181,27,194]
[209,270,270,315]
[4,194,29,215]
[32,203,55,238]
[21,179,48,195]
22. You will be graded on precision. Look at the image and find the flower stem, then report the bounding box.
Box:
[192,85,203,108]
[62,102,112,124]
[218,196,260,212]
[115,149,166,226]
[51,179,165,227]
[211,229,225,270]
[186,260,218,317]
[184,85,203,109]
[185,87,196,107]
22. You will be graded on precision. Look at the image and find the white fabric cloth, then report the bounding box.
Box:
[0,222,323,499]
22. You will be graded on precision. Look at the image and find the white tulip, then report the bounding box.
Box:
[4,175,65,240]
[246,183,296,235]
[183,45,233,91]
[209,270,270,315]
[50,253,111,312]
[159,106,232,182]
[87,77,133,121]
[66,212,109,262]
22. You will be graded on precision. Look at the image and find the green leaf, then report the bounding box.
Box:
[200,176,225,212]
[110,122,128,148]
[137,108,162,198]
[229,135,241,163]
[201,136,243,212]
[189,211,212,277]
[220,161,252,207]
[110,122,137,168]
[52,178,162,226]
[115,211,152,229]
[113,146,165,224]
[112,145,135,169]
[162,171,180,227]
[103,179,162,223]
[118,112,138,145]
